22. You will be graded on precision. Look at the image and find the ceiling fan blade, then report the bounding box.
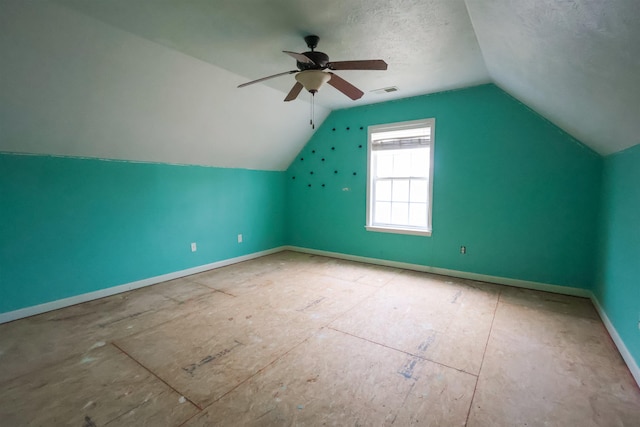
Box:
[238,70,297,88]
[284,82,304,102]
[327,60,388,71]
[327,72,364,100]
[283,50,315,65]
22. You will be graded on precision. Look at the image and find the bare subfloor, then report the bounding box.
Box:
[1,251,639,426]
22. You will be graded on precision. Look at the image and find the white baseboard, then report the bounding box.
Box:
[3,244,637,389]
[0,246,286,324]
[284,246,591,298]
[589,294,640,387]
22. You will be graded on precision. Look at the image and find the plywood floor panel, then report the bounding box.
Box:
[260,250,332,271]
[248,270,380,324]
[329,271,500,375]
[113,292,318,408]
[184,328,476,427]
[2,251,639,426]
[0,285,229,384]
[467,292,640,427]
[0,344,198,426]
[492,299,624,366]
[499,286,600,319]
[306,256,403,286]
[186,256,286,293]
[468,329,640,426]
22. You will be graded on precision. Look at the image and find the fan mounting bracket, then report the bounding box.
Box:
[304,35,320,51]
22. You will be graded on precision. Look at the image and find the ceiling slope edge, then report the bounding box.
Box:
[1,0,329,171]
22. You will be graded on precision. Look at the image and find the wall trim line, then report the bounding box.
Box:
[589,293,640,387]
[284,246,591,297]
[0,246,286,324]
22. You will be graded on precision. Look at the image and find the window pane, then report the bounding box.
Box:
[391,202,409,225]
[392,153,411,177]
[409,179,428,203]
[410,148,429,177]
[392,179,409,202]
[375,180,392,201]
[374,202,391,224]
[409,203,427,227]
[376,153,393,177]
[367,119,434,233]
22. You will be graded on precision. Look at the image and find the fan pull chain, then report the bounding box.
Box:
[310,92,315,129]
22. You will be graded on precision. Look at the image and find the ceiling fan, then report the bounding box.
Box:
[237,35,388,102]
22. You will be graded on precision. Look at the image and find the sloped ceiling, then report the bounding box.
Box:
[466,0,640,155]
[54,0,490,110]
[1,0,638,171]
[0,0,331,171]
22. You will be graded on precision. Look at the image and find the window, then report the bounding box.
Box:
[366,118,435,236]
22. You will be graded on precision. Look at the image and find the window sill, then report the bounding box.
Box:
[365,225,432,237]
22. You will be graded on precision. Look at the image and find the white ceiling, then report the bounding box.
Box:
[0,0,330,170]
[54,0,491,109]
[1,0,639,170]
[465,0,640,155]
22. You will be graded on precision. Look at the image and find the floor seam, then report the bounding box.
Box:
[176,328,321,426]
[464,289,502,426]
[110,341,203,412]
[323,285,386,329]
[327,326,479,377]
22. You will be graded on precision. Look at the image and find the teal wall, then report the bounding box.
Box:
[0,84,636,373]
[0,153,285,313]
[286,85,602,289]
[597,144,640,366]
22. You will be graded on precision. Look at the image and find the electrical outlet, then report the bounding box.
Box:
[460,246,466,254]
[191,242,197,252]
[238,234,243,243]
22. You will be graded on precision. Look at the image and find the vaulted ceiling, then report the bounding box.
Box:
[1,0,639,170]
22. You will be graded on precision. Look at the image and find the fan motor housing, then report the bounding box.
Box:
[298,51,329,70]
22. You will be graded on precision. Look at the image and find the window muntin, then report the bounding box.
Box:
[366,119,434,236]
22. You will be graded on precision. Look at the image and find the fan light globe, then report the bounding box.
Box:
[295,70,331,94]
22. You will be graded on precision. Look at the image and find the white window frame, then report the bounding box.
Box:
[366,118,435,237]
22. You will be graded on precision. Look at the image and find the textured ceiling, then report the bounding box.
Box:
[55,0,640,155]
[54,0,490,109]
[2,0,639,170]
[466,0,640,155]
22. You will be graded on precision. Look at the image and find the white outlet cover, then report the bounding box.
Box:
[238,234,243,243]
[191,242,197,252]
